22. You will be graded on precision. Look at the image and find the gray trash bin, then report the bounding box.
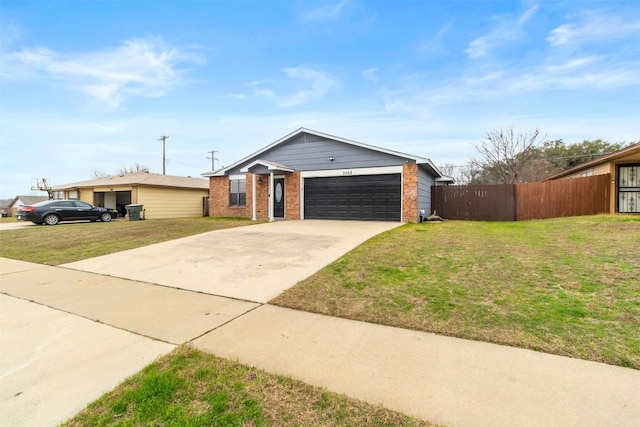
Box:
[125,204,144,221]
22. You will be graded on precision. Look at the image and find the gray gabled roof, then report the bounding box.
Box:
[51,172,209,191]
[202,128,446,177]
[10,195,50,207]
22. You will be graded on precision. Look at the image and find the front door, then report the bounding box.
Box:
[618,164,640,213]
[274,178,285,218]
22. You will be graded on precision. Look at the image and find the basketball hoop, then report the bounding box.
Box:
[31,178,53,199]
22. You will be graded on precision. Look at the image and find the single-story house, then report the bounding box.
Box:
[202,128,453,222]
[0,199,11,217]
[545,142,640,213]
[51,172,210,219]
[8,195,50,216]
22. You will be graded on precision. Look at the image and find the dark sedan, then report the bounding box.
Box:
[17,200,117,225]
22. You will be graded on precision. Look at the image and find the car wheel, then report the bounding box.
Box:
[43,214,60,225]
[100,212,112,222]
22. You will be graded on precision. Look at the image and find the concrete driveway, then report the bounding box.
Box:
[0,221,36,231]
[62,220,401,303]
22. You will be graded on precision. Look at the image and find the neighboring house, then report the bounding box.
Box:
[203,128,453,222]
[51,172,210,219]
[9,195,50,216]
[0,199,11,217]
[545,142,640,213]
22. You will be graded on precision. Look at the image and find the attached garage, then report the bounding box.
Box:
[304,174,401,221]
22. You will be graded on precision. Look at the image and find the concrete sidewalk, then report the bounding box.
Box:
[0,295,174,427]
[194,304,640,427]
[0,258,259,344]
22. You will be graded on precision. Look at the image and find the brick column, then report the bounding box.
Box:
[402,163,419,222]
[285,171,301,220]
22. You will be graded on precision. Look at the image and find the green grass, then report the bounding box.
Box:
[0,217,256,265]
[272,215,640,369]
[63,346,435,427]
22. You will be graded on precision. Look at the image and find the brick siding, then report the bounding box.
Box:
[402,163,419,222]
[208,175,252,218]
[285,171,301,219]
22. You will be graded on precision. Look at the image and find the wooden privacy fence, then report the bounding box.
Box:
[430,184,516,221]
[431,174,610,221]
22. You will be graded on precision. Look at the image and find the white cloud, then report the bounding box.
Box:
[301,0,349,23]
[518,5,538,25]
[3,37,205,107]
[416,21,453,56]
[255,89,275,97]
[377,52,640,118]
[547,11,640,47]
[361,67,378,82]
[278,65,337,108]
[546,56,598,73]
[465,5,538,58]
[464,71,504,85]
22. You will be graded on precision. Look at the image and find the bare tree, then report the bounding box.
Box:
[438,162,480,185]
[93,163,150,179]
[116,163,150,176]
[439,163,457,181]
[471,127,544,184]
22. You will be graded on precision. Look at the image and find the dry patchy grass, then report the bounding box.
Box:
[64,346,435,427]
[272,215,640,368]
[0,217,256,265]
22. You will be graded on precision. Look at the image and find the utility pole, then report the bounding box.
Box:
[207,150,219,171]
[158,135,169,175]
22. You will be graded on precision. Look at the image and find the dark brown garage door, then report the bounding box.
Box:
[304,174,401,221]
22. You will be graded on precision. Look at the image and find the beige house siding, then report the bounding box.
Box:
[79,189,94,204]
[561,162,611,178]
[136,186,208,219]
[552,150,640,213]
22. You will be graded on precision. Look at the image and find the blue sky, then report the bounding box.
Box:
[1,0,639,198]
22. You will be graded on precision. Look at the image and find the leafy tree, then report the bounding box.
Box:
[540,139,627,171]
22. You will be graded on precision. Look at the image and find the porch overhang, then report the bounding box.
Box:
[241,159,294,174]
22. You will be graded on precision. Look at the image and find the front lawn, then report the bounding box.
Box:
[64,346,434,427]
[272,215,640,369]
[0,217,255,265]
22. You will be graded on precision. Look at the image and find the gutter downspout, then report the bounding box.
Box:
[252,173,257,220]
[268,172,274,221]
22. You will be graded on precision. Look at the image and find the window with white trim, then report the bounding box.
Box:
[68,190,79,200]
[229,179,246,207]
[580,169,593,177]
